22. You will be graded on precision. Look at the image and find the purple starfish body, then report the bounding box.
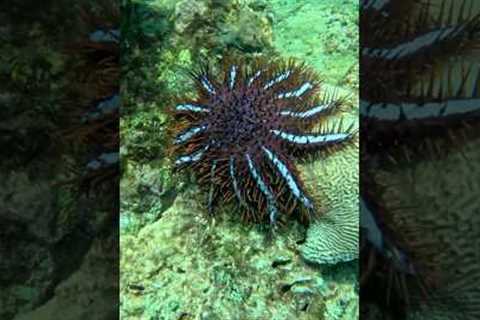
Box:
[171,58,355,226]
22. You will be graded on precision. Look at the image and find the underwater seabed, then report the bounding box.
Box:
[120,86,359,319]
[120,197,358,320]
[120,0,359,319]
[119,87,359,319]
[119,90,359,319]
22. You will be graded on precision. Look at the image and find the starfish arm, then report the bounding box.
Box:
[363,26,465,62]
[190,64,217,96]
[207,160,217,214]
[363,9,480,73]
[174,125,208,144]
[279,89,344,121]
[263,70,292,90]
[247,69,263,87]
[175,104,210,113]
[229,156,250,210]
[262,146,314,211]
[361,98,480,122]
[271,129,353,151]
[199,74,216,94]
[246,153,279,225]
[175,145,209,166]
[277,82,314,99]
[228,65,238,90]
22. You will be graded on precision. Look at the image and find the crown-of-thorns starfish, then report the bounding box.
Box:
[170,57,355,226]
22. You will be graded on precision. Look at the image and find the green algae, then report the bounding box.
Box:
[121,197,358,320]
[271,0,358,90]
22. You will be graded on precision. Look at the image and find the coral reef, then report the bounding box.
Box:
[171,0,273,54]
[120,0,359,318]
[120,197,358,320]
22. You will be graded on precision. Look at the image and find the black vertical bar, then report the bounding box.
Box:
[360,0,480,319]
[0,1,120,319]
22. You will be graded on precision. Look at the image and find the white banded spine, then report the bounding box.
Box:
[229,65,237,89]
[363,26,461,61]
[277,82,313,99]
[176,104,210,113]
[246,153,278,224]
[361,98,480,121]
[175,145,209,165]
[174,125,207,144]
[262,146,313,210]
[263,70,292,90]
[200,76,216,94]
[271,129,350,145]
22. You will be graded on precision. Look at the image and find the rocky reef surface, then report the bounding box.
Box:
[121,196,357,320]
[0,2,118,319]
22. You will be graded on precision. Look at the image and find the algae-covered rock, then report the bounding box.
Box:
[0,171,102,319]
[170,0,273,54]
[120,159,177,233]
[271,0,358,89]
[173,0,209,34]
[0,173,57,319]
[218,2,273,52]
[13,224,118,320]
[0,170,115,320]
[120,195,357,319]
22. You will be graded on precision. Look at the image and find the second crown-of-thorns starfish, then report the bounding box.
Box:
[169,57,356,227]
